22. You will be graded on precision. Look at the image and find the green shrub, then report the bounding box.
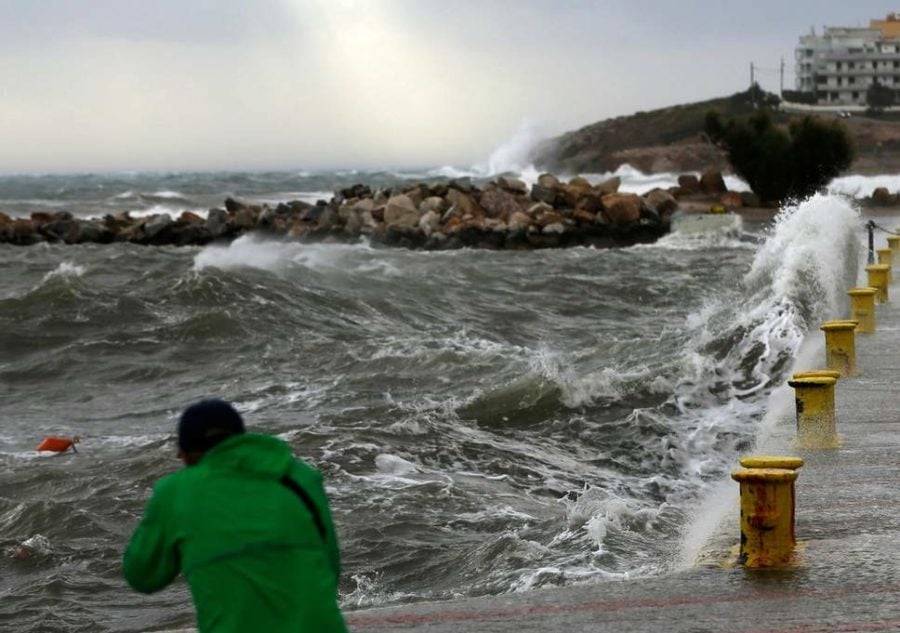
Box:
[705,110,853,205]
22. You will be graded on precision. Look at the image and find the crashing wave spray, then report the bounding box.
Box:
[510,193,862,587]
[484,120,544,176]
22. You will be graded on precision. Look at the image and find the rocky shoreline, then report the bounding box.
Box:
[0,169,753,250]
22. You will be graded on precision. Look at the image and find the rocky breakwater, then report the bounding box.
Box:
[0,172,742,250]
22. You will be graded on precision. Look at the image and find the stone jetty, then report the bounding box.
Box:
[0,169,747,250]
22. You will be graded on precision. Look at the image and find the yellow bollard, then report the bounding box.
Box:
[865,264,890,303]
[888,235,900,259]
[786,376,838,449]
[731,468,799,567]
[876,248,893,283]
[792,369,841,382]
[739,456,804,545]
[819,320,859,377]
[847,287,878,334]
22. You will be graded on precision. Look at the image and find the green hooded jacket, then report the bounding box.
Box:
[123,433,347,633]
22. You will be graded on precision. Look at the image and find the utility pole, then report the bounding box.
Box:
[750,61,755,87]
[780,57,785,96]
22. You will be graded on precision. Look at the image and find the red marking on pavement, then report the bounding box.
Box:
[347,584,900,629]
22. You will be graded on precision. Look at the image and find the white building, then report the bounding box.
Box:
[795,16,900,106]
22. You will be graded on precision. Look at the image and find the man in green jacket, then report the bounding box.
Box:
[123,399,347,632]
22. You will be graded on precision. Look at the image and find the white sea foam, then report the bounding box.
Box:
[829,173,900,198]
[42,261,85,281]
[149,190,185,199]
[341,573,421,609]
[670,192,862,565]
[483,120,544,176]
[746,193,860,319]
[193,235,385,274]
[374,453,418,476]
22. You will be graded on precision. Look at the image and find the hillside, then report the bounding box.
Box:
[531,88,900,174]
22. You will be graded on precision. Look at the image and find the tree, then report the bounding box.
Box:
[867,79,895,113]
[705,110,853,205]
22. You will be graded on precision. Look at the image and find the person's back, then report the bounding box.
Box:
[123,400,346,633]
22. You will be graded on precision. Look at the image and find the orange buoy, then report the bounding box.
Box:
[36,436,79,453]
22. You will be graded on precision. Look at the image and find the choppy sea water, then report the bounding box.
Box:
[0,165,753,221]
[0,168,863,632]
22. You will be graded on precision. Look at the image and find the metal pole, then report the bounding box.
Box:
[780,57,785,95]
[751,62,755,87]
[867,220,876,264]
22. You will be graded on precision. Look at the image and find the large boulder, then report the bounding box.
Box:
[419,196,447,215]
[601,193,642,225]
[571,208,597,224]
[534,209,566,228]
[403,186,425,208]
[496,176,528,195]
[446,189,484,219]
[677,174,701,194]
[643,188,678,217]
[40,218,81,243]
[418,210,441,236]
[479,188,523,220]
[170,221,214,245]
[315,206,338,231]
[574,191,605,214]
[530,184,558,206]
[871,187,895,206]
[179,211,204,224]
[287,200,313,215]
[720,191,743,209]
[526,202,554,217]
[352,198,376,220]
[256,206,279,230]
[142,213,175,243]
[595,176,621,195]
[233,206,257,230]
[448,178,475,193]
[224,197,244,214]
[0,212,11,241]
[342,209,363,234]
[568,176,592,189]
[700,169,727,195]
[206,209,229,238]
[508,211,533,231]
[560,181,593,208]
[537,173,560,189]
[340,183,372,200]
[384,194,420,228]
[30,212,55,229]
[77,220,114,244]
[10,219,43,245]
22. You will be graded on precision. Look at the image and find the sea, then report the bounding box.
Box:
[0,159,872,631]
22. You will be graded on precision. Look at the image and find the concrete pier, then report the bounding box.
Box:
[346,241,900,632]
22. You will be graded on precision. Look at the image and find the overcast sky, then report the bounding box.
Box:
[0,1,894,173]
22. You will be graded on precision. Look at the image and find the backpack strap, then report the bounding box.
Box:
[279,475,328,543]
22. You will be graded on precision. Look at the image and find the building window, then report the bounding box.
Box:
[873,61,878,69]
[849,77,855,84]
[852,91,860,100]
[838,62,844,70]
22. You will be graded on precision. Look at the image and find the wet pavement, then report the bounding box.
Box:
[346,246,900,632]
